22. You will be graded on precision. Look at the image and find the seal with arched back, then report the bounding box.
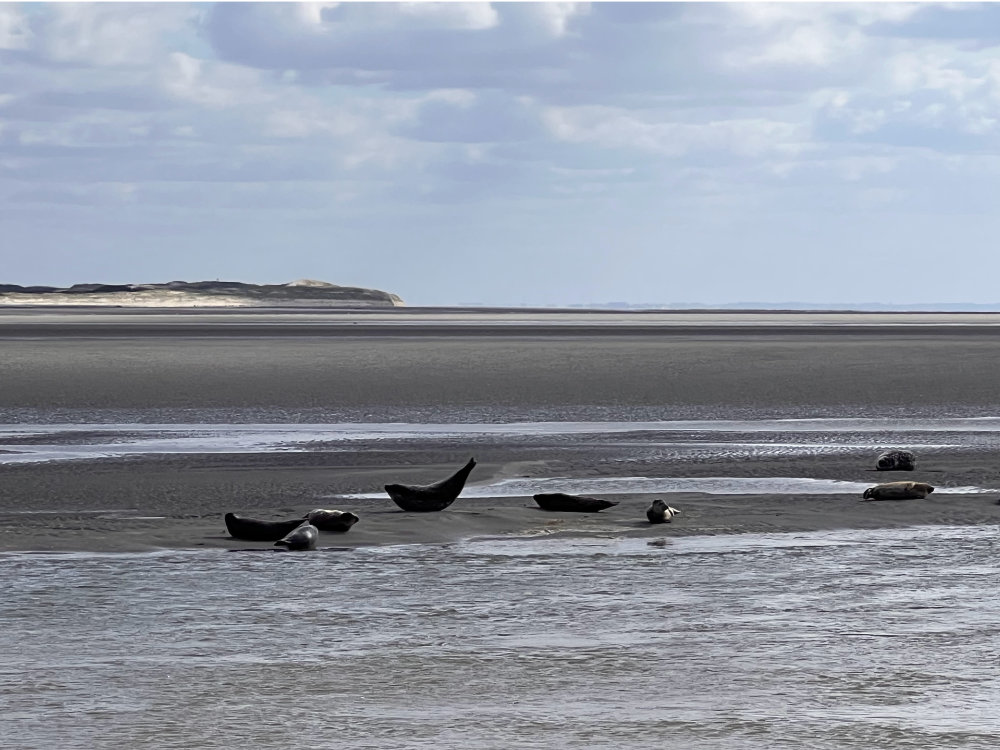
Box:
[876,450,915,471]
[385,458,477,512]
[533,493,618,513]
[274,523,319,550]
[224,512,307,542]
[862,481,934,501]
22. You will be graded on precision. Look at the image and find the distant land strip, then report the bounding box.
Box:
[0,279,404,307]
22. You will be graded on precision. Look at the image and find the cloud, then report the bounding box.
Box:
[0,6,31,50]
[7,2,1000,304]
[541,105,806,159]
[24,4,200,67]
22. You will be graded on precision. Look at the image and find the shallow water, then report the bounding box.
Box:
[355,475,991,498]
[4,417,1000,465]
[3,525,999,749]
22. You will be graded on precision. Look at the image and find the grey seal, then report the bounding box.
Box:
[862,481,934,501]
[533,493,618,512]
[385,457,477,512]
[224,513,307,542]
[646,499,680,524]
[306,509,360,533]
[876,450,915,471]
[274,523,319,550]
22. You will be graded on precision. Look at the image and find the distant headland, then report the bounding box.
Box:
[0,279,404,307]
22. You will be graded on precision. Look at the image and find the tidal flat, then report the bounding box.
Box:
[4,308,1000,749]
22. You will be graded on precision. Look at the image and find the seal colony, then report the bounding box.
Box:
[221,448,957,551]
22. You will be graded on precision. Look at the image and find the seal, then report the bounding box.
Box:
[646,499,680,524]
[224,512,307,542]
[862,481,934,501]
[385,457,477,512]
[876,450,915,471]
[274,523,319,550]
[306,509,360,533]
[533,493,618,512]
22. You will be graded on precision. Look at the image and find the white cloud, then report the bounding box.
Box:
[542,105,805,159]
[737,23,866,68]
[34,4,198,66]
[0,6,31,50]
[159,52,268,109]
[398,2,500,31]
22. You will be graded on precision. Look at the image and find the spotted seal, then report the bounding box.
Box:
[306,509,360,533]
[862,481,934,501]
[274,523,319,550]
[385,457,477,512]
[876,450,915,471]
[646,499,681,524]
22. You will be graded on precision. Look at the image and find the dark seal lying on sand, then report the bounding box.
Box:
[876,450,916,471]
[862,481,935,501]
[224,512,307,542]
[384,458,477,512]
[307,509,360,532]
[533,493,619,513]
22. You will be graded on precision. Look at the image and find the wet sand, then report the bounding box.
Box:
[2,308,1000,553]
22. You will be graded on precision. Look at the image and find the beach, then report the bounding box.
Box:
[6,307,1000,750]
[2,307,1000,553]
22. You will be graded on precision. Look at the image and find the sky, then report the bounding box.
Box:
[4,2,1000,307]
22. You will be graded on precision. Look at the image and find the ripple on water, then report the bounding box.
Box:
[4,417,1000,465]
[2,526,1000,747]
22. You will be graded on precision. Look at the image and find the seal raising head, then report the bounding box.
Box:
[274,523,319,550]
[385,458,477,512]
[646,499,681,524]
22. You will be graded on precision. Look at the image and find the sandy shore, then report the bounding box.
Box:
[2,440,999,554]
[2,308,1000,553]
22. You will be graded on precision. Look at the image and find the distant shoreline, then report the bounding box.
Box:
[0,279,404,308]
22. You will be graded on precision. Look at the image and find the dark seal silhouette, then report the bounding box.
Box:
[533,493,618,512]
[224,512,307,542]
[274,523,319,550]
[385,458,477,512]
[862,481,934,501]
[306,509,360,533]
[646,499,680,524]
[876,450,915,471]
